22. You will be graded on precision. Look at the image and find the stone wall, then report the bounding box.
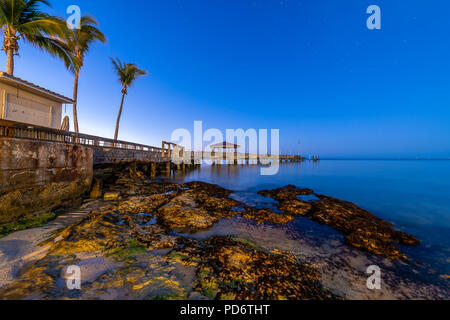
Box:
[0,138,93,225]
[92,146,164,165]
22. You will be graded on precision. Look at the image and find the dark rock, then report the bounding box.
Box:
[241,208,295,225]
[168,236,340,300]
[258,186,420,260]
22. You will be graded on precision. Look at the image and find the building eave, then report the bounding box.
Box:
[211,142,240,149]
[0,72,75,104]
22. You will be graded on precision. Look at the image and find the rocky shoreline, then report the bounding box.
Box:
[0,167,422,300]
[258,186,420,260]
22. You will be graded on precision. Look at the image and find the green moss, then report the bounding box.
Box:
[0,212,57,238]
[0,181,90,226]
[232,237,260,250]
[166,251,188,262]
[166,250,205,266]
[197,267,219,299]
[167,251,196,263]
[106,239,147,260]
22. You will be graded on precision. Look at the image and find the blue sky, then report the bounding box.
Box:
[4,0,450,158]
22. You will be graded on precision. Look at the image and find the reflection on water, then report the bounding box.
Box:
[165,160,450,299]
[297,194,320,202]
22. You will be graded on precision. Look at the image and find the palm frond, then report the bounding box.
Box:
[51,14,106,72]
[28,34,74,72]
[110,57,148,91]
[0,1,105,74]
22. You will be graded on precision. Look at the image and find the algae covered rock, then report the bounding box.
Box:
[241,208,295,225]
[104,192,120,201]
[258,185,420,259]
[2,163,425,301]
[168,236,340,300]
[90,178,103,199]
[0,180,90,227]
[156,185,240,232]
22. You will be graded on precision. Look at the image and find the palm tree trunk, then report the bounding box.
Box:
[72,70,80,133]
[114,92,126,141]
[4,34,19,76]
[6,49,14,76]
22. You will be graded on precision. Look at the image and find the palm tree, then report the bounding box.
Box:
[54,15,106,133]
[0,0,69,75]
[111,57,147,141]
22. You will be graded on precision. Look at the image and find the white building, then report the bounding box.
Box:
[0,72,73,129]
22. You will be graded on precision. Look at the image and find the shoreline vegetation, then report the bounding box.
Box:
[0,212,56,238]
[0,163,423,300]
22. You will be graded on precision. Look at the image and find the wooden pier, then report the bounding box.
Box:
[0,119,309,179]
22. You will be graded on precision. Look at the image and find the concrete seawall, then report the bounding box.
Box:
[92,146,164,165]
[0,138,93,225]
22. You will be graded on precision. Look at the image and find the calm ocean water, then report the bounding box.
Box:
[167,160,450,299]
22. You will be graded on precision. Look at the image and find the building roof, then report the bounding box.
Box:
[0,72,74,104]
[211,142,240,149]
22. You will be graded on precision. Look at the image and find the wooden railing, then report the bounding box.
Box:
[0,119,165,154]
